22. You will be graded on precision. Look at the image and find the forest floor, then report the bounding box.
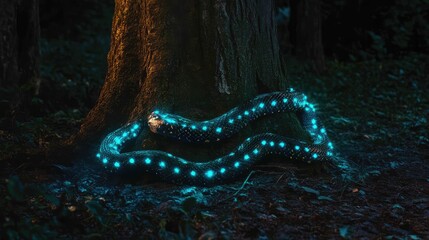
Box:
[1,54,429,239]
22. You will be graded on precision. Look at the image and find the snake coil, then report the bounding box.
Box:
[98,90,351,186]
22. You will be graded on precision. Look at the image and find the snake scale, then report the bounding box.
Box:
[98,90,351,186]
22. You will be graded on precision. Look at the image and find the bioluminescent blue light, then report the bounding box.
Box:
[205,170,215,178]
[165,118,176,124]
[305,107,310,111]
[133,124,139,129]
[304,147,310,152]
[220,168,226,174]
[237,115,242,119]
[269,141,275,147]
[202,126,208,131]
[327,151,332,156]
[293,98,298,103]
[122,132,128,137]
[145,158,151,164]
[174,167,180,174]
[154,110,160,114]
[279,142,285,148]
[167,153,173,157]
[129,158,135,164]
[114,137,121,144]
[159,161,166,168]
[190,170,197,177]
[244,111,249,115]
[191,125,196,129]
[216,127,222,133]
[321,128,326,133]
[96,153,101,158]
[253,149,259,154]
[261,140,267,145]
[228,119,234,124]
[234,162,240,168]
[252,108,256,112]
[114,162,120,168]
[294,145,300,150]
[312,125,318,129]
[311,119,316,124]
[229,152,235,156]
[290,88,294,92]
[181,124,187,128]
[244,154,250,160]
[102,158,108,164]
[312,153,318,159]
[328,142,333,149]
[259,103,265,108]
[271,100,277,106]
[283,98,288,103]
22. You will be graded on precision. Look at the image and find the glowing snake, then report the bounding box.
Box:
[97,90,350,186]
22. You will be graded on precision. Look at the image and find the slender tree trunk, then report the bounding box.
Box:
[71,0,308,161]
[291,0,325,72]
[0,0,40,128]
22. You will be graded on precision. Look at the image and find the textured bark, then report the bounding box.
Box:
[72,0,308,161]
[291,0,325,72]
[0,0,40,127]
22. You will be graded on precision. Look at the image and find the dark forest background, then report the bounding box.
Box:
[1,0,428,239]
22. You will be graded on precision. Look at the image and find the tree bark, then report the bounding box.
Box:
[0,0,40,127]
[72,0,308,161]
[291,0,326,72]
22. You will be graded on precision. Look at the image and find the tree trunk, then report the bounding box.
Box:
[72,0,309,161]
[291,0,326,72]
[0,0,40,128]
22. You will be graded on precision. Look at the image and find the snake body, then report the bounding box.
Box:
[98,90,347,186]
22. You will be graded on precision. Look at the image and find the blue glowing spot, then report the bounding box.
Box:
[159,161,166,168]
[321,128,326,133]
[244,154,250,160]
[122,132,128,137]
[271,100,277,106]
[253,149,259,154]
[220,168,226,174]
[133,124,139,129]
[279,142,285,148]
[328,142,334,149]
[261,140,267,145]
[244,111,249,115]
[132,133,137,137]
[205,170,215,178]
[312,125,318,129]
[305,107,310,111]
[283,98,288,103]
[114,137,121,144]
[96,153,101,158]
[228,119,234,124]
[191,125,196,129]
[311,119,316,124]
[129,158,135,164]
[167,153,173,157]
[102,158,108,164]
[237,115,242,119]
[293,98,298,103]
[114,162,120,168]
[290,87,294,92]
[252,108,256,112]
[269,141,275,147]
[259,103,265,108]
[216,127,222,133]
[304,147,310,152]
[294,145,300,150]
[181,124,187,128]
[174,167,180,174]
[145,158,151,164]
[312,153,318,159]
[190,170,197,177]
[202,126,208,131]
[234,162,240,168]
[165,118,176,124]
[327,151,333,156]
[229,152,235,156]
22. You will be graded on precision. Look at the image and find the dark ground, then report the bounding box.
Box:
[1,53,428,239]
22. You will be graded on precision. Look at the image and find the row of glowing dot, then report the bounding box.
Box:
[98,137,334,179]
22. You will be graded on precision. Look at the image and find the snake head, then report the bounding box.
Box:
[148,111,164,133]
